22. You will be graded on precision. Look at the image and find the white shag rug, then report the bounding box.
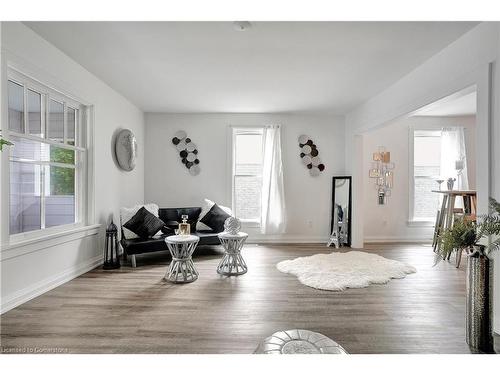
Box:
[277,251,416,291]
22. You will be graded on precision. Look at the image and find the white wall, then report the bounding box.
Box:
[363,115,476,242]
[0,22,145,313]
[345,22,500,333]
[145,113,345,242]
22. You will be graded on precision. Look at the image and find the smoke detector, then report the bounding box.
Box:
[233,21,252,31]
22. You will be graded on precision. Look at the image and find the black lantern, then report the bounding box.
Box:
[103,220,121,269]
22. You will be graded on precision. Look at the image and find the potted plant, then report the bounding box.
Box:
[437,198,500,353]
[0,130,13,151]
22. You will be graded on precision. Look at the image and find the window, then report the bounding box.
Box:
[7,70,86,237]
[411,129,442,222]
[231,127,264,223]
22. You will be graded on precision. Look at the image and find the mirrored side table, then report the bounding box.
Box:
[164,235,199,283]
[217,232,248,276]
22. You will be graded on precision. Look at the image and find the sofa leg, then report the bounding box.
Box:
[131,254,137,268]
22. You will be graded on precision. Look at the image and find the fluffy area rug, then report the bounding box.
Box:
[276,251,417,291]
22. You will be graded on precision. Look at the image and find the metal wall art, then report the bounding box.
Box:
[368,146,394,205]
[298,134,325,177]
[172,130,200,176]
[115,129,137,171]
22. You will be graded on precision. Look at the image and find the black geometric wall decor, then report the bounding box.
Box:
[172,130,201,176]
[298,134,325,177]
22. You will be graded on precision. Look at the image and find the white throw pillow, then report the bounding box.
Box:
[120,203,162,239]
[197,198,233,231]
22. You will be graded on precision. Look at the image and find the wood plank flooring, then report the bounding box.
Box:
[1,243,497,354]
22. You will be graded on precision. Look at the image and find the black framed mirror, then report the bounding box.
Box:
[328,176,352,247]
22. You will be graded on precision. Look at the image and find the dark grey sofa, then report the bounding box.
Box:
[121,207,220,267]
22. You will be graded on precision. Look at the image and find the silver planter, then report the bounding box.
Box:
[466,247,494,353]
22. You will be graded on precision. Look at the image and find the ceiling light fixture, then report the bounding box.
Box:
[233,21,252,31]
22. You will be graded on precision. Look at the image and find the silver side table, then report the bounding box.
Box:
[164,235,199,283]
[217,232,248,276]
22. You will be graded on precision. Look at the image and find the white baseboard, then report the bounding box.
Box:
[1,255,103,314]
[246,236,329,244]
[364,236,432,244]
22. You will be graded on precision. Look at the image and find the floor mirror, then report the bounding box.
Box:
[328,176,352,248]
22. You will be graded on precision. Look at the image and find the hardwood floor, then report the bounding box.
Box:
[1,243,497,354]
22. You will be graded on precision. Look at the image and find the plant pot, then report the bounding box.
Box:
[466,246,494,353]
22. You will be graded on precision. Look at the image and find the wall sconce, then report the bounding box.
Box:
[368,146,394,205]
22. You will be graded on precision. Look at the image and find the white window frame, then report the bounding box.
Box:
[408,124,442,226]
[229,126,264,228]
[5,68,89,243]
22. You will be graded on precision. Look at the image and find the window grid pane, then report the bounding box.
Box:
[10,162,42,234]
[45,165,76,228]
[48,99,64,143]
[67,107,76,146]
[8,80,25,133]
[413,132,442,220]
[233,130,264,222]
[27,89,43,137]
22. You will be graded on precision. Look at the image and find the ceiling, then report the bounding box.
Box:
[25,22,478,114]
[413,90,477,117]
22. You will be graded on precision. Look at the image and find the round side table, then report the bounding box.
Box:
[164,235,199,283]
[217,232,248,276]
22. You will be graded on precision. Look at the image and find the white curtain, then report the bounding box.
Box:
[440,127,469,190]
[261,125,286,234]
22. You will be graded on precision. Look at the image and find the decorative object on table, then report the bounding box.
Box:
[0,130,13,151]
[172,130,200,176]
[298,134,325,176]
[368,146,394,205]
[114,129,137,171]
[436,198,500,353]
[277,251,416,291]
[178,214,191,235]
[103,221,121,270]
[328,176,351,248]
[255,329,348,354]
[223,216,241,235]
[447,177,456,190]
[455,158,465,188]
[164,235,200,283]
[435,178,445,191]
[217,232,248,276]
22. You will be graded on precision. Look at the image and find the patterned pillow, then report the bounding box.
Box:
[197,199,232,231]
[123,207,165,239]
[200,203,231,232]
[120,203,161,239]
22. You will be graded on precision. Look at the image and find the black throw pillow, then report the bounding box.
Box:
[200,203,231,232]
[123,207,165,239]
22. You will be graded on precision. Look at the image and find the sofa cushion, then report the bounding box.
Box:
[159,207,201,224]
[124,206,165,239]
[200,203,231,232]
[120,203,161,239]
[197,199,233,231]
[121,231,220,255]
[121,236,168,255]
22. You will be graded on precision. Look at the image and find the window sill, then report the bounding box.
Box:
[1,224,101,261]
[240,220,261,229]
[407,220,435,227]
